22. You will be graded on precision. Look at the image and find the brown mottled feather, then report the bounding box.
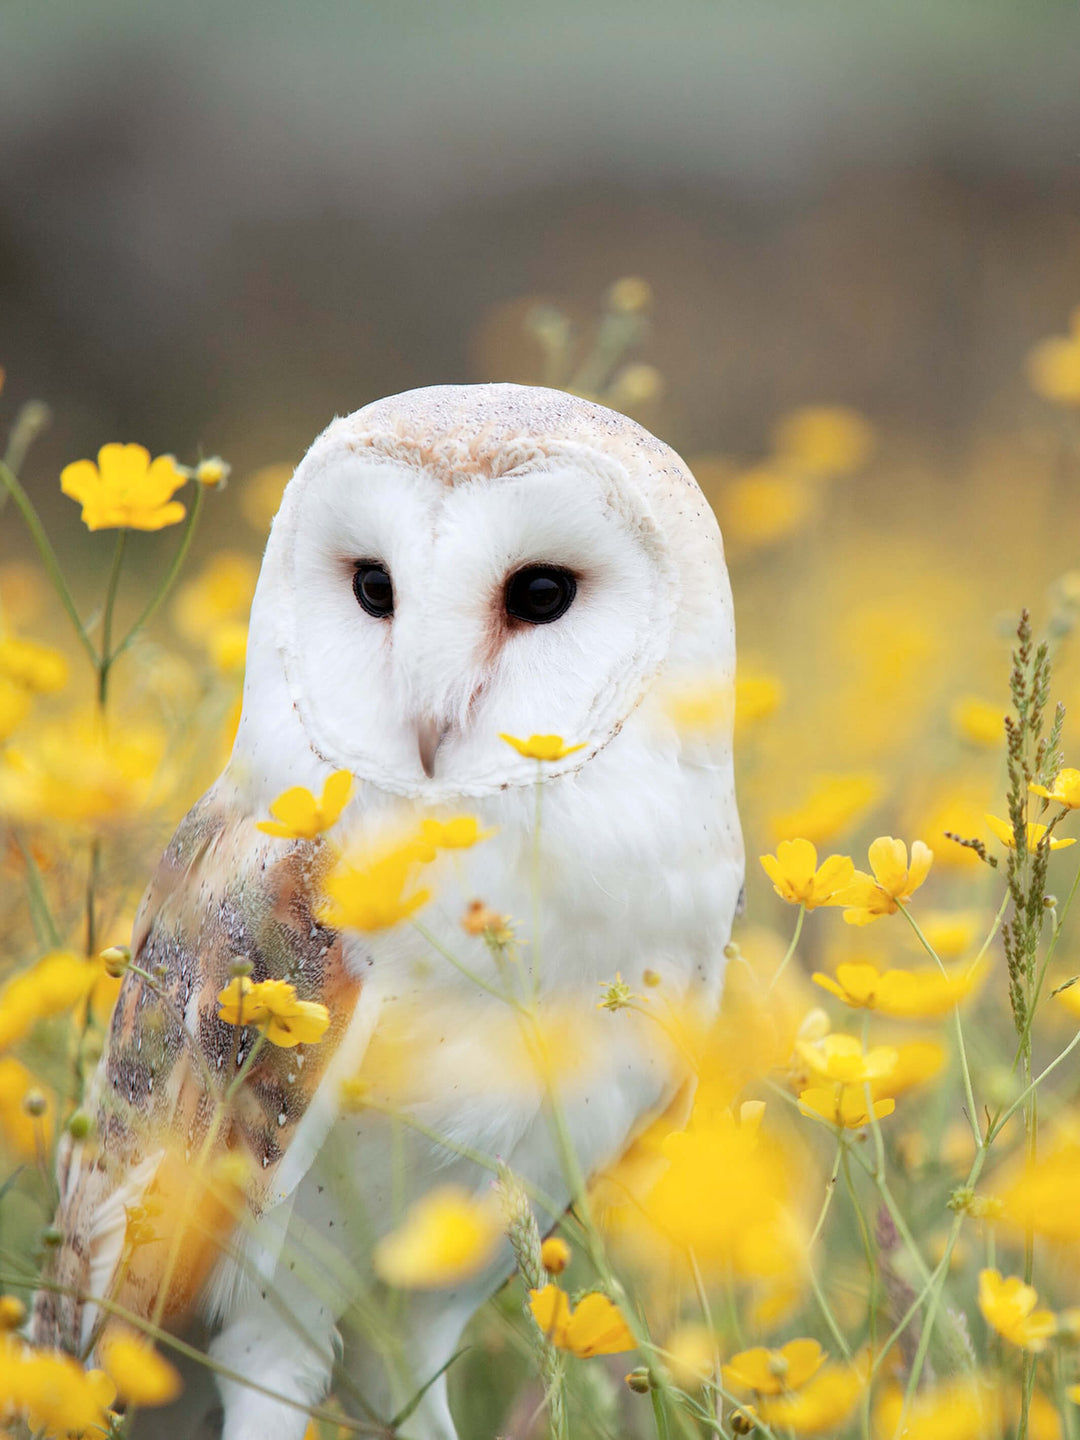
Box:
[32,786,360,1351]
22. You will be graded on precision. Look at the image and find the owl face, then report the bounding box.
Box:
[268,439,679,797]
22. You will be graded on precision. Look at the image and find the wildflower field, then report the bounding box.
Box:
[3,288,1080,1440]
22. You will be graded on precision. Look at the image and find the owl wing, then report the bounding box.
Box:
[32,783,367,1353]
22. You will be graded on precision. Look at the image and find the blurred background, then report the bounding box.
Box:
[4,0,1080,898]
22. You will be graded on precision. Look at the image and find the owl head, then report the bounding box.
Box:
[235,384,734,801]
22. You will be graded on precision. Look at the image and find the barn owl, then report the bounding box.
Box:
[33,384,743,1439]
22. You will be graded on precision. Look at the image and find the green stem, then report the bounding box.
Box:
[768,905,805,991]
[111,482,204,659]
[1013,849,1080,1070]
[898,902,982,1147]
[1,400,50,483]
[14,831,60,948]
[0,458,97,664]
[987,1025,1080,1142]
[97,529,127,706]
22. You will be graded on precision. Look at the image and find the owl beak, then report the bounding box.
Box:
[417,717,449,778]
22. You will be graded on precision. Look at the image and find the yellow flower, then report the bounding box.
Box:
[1030,768,1080,809]
[98,1328,183,1406]
[759,838,854,909]
[0,1335,116,1436]
[241,461,293,530]
[373,1186,501,1288]
[662,678,733,734]
[812,959,986,1019]
[719,467,814,548]
[173,551,259,643]
[723,1338,824,1396]
[0,949,98,1051]
[319,843,431,932]
[757,1363,863,1434]
[871,1040,944,1100]
[663,1323,716,1384]
[60,442,187,531]
[417,815,494,852]
[207,619,248,674]
[461,899,513,941]
[736,673,784,732]
[541,1236,571,1274]
[1026,310,1080,405]
[0,636,67,694]
[0,713,167,828]
[256,770,353,840]
[0,677,31,743]
[839,837,933,925]
[917,909,984,958]
[951,695,1004,748]
[216,976,330,1048]
[770,406,875,477]
[798,1085,895,1130]
[500,733,586,762]
[978,1269,1057,1352]
[795,1033,897,1086]
[874,1376,994,1440]
[528,1284,636,1357]
[770,773,879,846]
[1000,1140,1080,1243]
[986,813,1076,852]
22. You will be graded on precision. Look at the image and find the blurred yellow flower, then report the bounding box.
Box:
[60,442,187,531]
[1026,309,1080,405]
[757,1363,863,1434]
[643,1106,805,1279]
[98,1328,183,1406]
[874,1376,995,1440]
[0,636,67,694]
[528,1284,636,1357]
[719,467,814,548]
[723,1338,824,1395]
[0,949,98,1051]
[500,733,585,761]
[951,695,1003,748]
[812,959,985,1019]
[917,909,983,958]
[759,839,854,908]
[796,1033,897,1085]
[207,619,248,674]
[985,813,1075,852]
[173,551,259,642]
[241,461,293,530]
[0,676,30,743]
[978,1269,1056,1352]
[663,1323,716,1384]
[770,406,875,477]
[736,673,784,730]
[840,837,933,925]
[911,785,988,871]
[374,1186,501,1288]
[873,1039,945,1098]
[798,1085,895,1129]
[319,843,430,931]
[0,714,167,828]
[417,815,493,853]
[256,770,353,840]
[606,275,653,313]
[1000,1139,1080,1242]
[770,773,879,846]
[540,1236,570,1274]
[0,1335,115,1436]
[216,976,329,1049]
[662,677,732,734]
[1030,768,1080,808]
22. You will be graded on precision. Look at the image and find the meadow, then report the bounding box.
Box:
[3,287,1080,1438]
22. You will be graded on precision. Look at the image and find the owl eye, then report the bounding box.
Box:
[353,562,394,617]
[505,565,577,625]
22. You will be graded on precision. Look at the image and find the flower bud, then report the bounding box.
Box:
[22,1089,47,1118]
[624,1366,652,1394]
[42,1227,63,1248]
[100,945,130,978]
[229,957,254,979]
[0,1295,27,1330]
[541,1236,571,1275]
[607,277,653,314]
[68,1111,91,1140]
[731,1406,758,1435]
[195,456,231,489]
[642,968,661,988]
